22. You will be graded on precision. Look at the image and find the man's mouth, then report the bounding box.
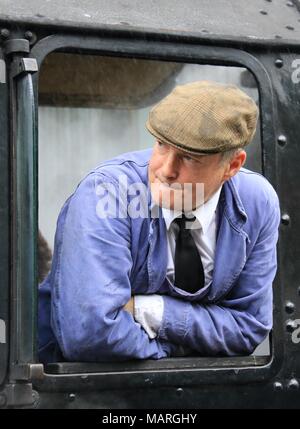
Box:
[154,178,182,190]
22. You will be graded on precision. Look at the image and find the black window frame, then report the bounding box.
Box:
[23,32,283,392]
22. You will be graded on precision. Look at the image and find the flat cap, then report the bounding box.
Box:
[146,80,259,155]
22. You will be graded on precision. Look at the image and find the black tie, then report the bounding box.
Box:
[174,215,205,293]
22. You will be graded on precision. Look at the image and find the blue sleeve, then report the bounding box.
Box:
[51,172,172,361]
[157,193,281,356]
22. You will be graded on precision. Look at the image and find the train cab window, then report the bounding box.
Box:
[38,53,270,375]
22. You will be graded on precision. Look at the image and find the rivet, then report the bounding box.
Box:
[286,320,297,333]
[260,10,268,15]
[24,31,37,44]
[68,393,76,402]
[202,29,209,33]
[176,388,184,397]
[287,379,299,390]
[273,381,283,391]
[81,375,89,383]
[286,2,294,7]
[0,394,6,407]
[281,214,290,226]
[275,35,282,39]
[31,390,39,407]
[0,29,10,39]
[277,135,287,147]
[286,25,294,31]
[275,59,283,68]
[298,286,300,296]
[24,31,33,40]
[285,301,295,314]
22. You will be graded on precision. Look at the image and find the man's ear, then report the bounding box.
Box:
[223,150,247,182]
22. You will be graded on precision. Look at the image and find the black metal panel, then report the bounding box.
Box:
[0,0,300,46]
[259,50,300,380]
[35,383,300,409]
[0,11,299,407]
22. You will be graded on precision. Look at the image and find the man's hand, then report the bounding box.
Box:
[124,297,134,315]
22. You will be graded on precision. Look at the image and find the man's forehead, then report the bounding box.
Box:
[156,140,219,161]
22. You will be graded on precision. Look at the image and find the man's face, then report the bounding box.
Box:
[148,141,244,211]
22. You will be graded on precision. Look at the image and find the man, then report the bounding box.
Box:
[38,81,280,363]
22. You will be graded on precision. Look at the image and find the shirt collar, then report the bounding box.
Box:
[162,186,222,235]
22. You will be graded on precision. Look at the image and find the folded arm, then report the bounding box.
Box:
[134,193,280,356]
[51,173,175,361]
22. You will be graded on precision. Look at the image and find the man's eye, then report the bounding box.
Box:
[183,155,194,161]
[157,141,167,151]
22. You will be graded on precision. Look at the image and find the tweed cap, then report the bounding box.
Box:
[146,80,259,155]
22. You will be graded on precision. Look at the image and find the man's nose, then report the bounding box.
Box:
[160,152,179,180]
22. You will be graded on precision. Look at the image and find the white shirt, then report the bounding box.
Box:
[134,186,223,339]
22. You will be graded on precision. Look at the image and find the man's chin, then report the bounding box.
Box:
[150,191,171,210]
[150,181,201,212]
